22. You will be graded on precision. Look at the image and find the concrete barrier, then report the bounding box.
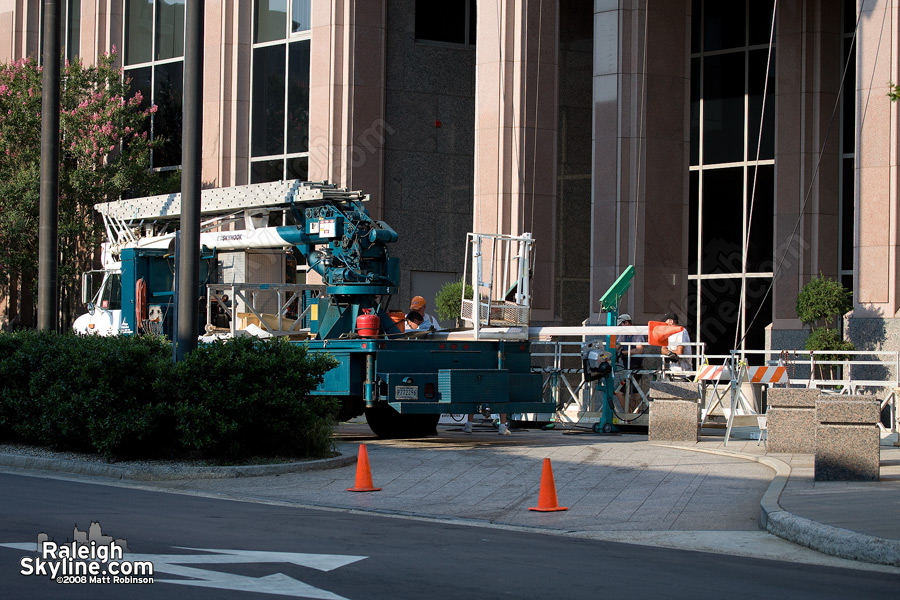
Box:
[649,381,700,442]
[815,396,881,481]
[766,388,819,453]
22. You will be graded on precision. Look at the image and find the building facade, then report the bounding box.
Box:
[0,0,898,360]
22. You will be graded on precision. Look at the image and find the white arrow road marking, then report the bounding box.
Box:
[169,547,366,571]
[1,543,367,599]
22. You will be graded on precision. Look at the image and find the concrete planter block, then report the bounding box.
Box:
[766,388,820,454]
[650,381,699,400]
[815,397,881,482]
[817,398,881,424]
[649,399,700,442]
[766,388,819,408]
[767,407,817,453]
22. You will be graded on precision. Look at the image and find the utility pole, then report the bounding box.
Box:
[175,0,204,360]
[37,0,61,332]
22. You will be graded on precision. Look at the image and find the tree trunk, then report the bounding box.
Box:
[20,276,34,328]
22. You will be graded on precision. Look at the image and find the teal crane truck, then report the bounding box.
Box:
[74,180,551,437]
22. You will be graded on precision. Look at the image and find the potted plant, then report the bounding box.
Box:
[796,274,855,381]
[434,280,474,328]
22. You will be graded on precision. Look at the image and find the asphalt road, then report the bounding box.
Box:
[0,472,895,599]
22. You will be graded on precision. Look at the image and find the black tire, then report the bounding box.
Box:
[592,422,601,433]
[364,404,440,438]
[602,422,613,433]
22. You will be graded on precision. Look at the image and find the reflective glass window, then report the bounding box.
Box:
[125,0,154,65]
[748,0,775,46]
[747,165,774,272]
[124,66,152,148]
[156,0,185,60]
[841,158,854,272]
[252,45,287,157]
[689,0,775,358]
[286,156,308,181]
[841,36,856,154]
[291,0,311,33]
[690,57,700,165]
[690,0,701,52]
[252,1,311,181]
[255,0,288,43]
[700,167,744,275]
[66,0,81,59]
[703,0,745,52]
[702,52,745,164]
[152,62,184,168]
[251,159,285,184]
[689,171,699,270]
[286,41,310,154]
[748,49,775,160]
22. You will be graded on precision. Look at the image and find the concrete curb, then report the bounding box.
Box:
[654,443,900,567]
[0,451,357,481]
[764,510,900,567]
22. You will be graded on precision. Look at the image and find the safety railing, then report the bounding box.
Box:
[530,341,587,412]
[528,339,709,417]
[205,283,325,338]
[461,232,534,340]
[528,338,900,440]
[696,349,900,442]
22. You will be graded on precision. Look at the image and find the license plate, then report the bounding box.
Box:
[394,385,418,400]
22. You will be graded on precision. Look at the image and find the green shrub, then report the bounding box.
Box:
[805,327,855,360]
[796,274,853,329]
[0,331,173,457]
[78,335,175,458]
[796,274,855,381]
[434,279,474,323]
[0,331,338,461]
[0,329,37,439]
[171,336,338,460]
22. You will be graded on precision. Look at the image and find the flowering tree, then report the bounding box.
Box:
[0,52,167,328]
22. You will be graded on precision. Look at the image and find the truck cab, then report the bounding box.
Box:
[73,268,124,336]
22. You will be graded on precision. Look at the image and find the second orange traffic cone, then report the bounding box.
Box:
[347,444,382,492]
[528,458,568,511]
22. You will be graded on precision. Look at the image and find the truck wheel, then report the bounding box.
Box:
[365,404,439,439]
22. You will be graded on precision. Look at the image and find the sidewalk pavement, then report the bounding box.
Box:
[2,422,900,571]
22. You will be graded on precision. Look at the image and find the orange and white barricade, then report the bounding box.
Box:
[697,361,787,445]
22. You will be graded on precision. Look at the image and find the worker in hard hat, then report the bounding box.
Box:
[409,295,440,331]
[614,314,646,412]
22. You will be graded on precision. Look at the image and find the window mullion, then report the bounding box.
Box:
[282,42,290,179]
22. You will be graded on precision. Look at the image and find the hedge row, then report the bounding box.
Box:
[0,331,338,461]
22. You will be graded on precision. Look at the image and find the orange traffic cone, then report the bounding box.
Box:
[347,444,382,492]
[528,458,568,512]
